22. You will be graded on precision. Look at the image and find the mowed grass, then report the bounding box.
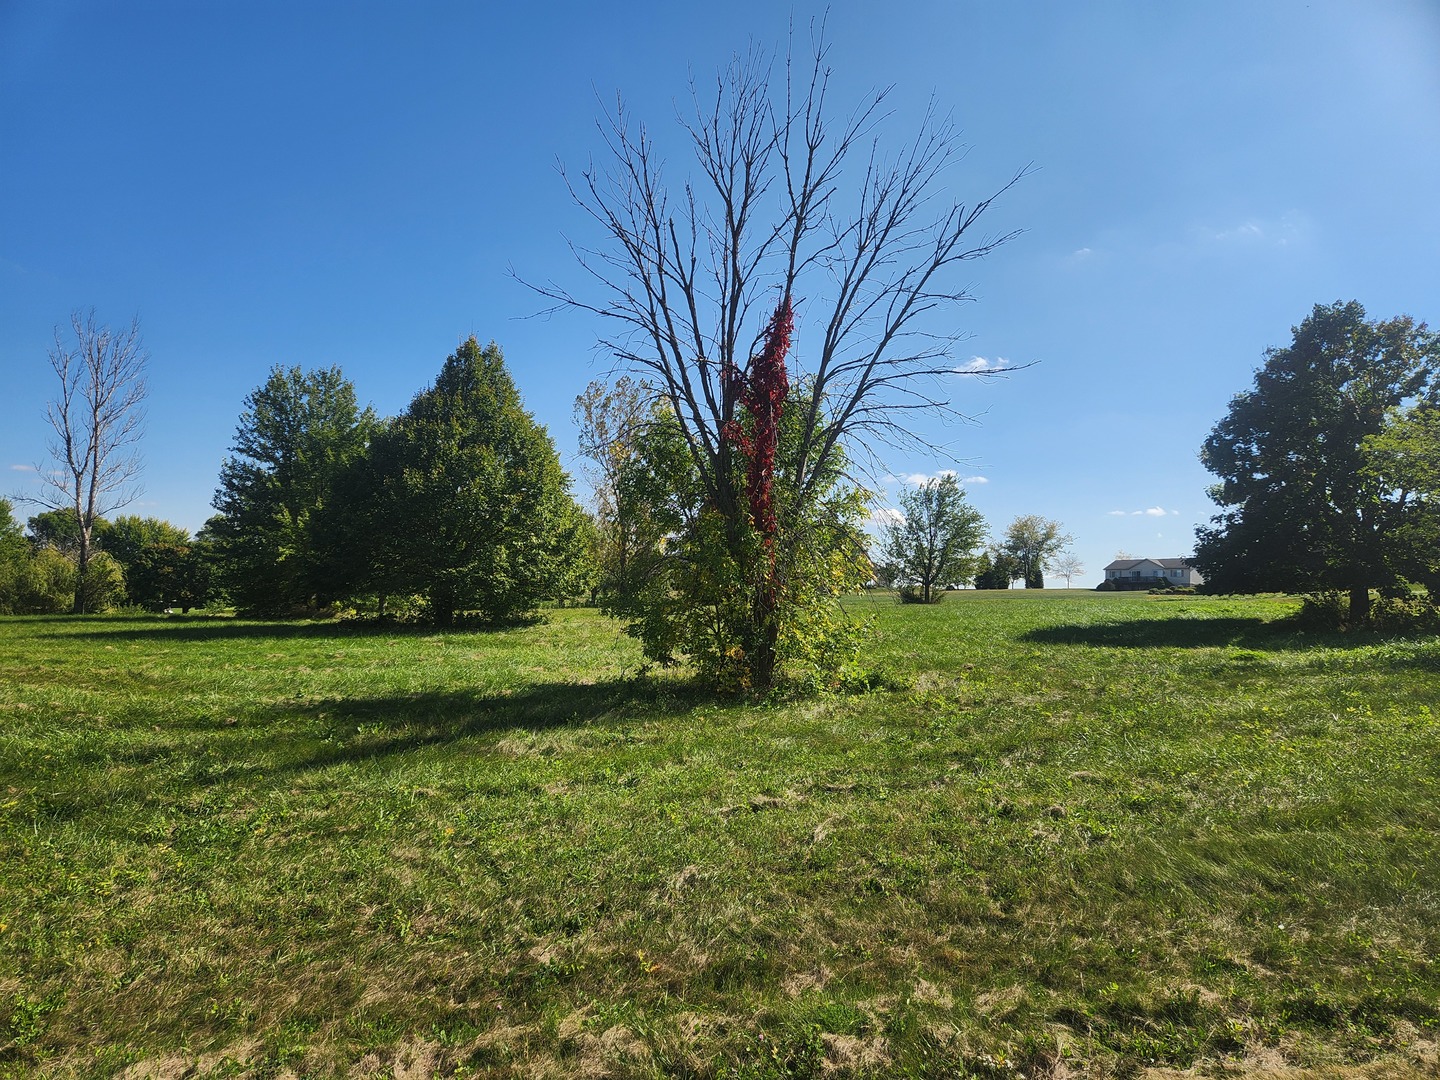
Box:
[1,593,1437,1078]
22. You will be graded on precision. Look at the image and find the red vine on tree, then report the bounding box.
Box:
[722,296,793,563]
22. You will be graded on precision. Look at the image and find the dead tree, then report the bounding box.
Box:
[538,36,1027,687]
[29,311,148,613]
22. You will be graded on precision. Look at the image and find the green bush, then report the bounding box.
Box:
[897,585,944,604]
[1369,594,1440,634]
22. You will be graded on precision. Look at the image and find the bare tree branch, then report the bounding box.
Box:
[20,310,148,612]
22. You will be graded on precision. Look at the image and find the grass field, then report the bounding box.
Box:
[1,591,1437,1078]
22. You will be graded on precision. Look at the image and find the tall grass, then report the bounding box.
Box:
[1,593,1436,1077]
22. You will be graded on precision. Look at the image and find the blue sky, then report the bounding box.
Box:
[3,0,1438,586]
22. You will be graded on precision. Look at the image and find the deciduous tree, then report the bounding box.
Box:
[881,474,987,602]
[1052,551,1085,588]
[573,376,657,598]
[1194,301,1440,622]
[537,35,1024,689]
[24,311,147,612]
[1002,515,1072,589]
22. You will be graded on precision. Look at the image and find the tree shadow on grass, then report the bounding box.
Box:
[33,615,549,644]
[252,675,726,777]
[1020,616,1354,651]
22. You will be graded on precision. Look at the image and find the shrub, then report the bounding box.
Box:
[1290,590,1348,630]
[1369,594,1440,634]
[898,585,944,604]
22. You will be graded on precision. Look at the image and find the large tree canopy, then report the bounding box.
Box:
[539,37,1023,689]
[1194,301,1440,621]
[360,338,592,626]
[211,366,376,615]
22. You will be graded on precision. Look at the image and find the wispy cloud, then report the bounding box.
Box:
[960,475,988,485]
[9,464,34,472]
[1194,211,1310,249]
[1109,506,1179,517]
[956,355,1007,373]
[1072,247,1093,258]
[869,506,905,526]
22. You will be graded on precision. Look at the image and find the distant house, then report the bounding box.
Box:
[1100,557,1203,589]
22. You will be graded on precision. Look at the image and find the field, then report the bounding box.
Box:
[1,591,1437,1078]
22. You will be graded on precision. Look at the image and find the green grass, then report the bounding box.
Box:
[1,592,1438,1077]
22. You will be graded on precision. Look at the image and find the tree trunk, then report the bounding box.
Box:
[1348,584,1371,625]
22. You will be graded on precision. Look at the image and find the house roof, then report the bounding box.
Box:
[1104,557,1194,571]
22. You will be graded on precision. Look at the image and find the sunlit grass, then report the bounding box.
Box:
[1,594,1437,1077]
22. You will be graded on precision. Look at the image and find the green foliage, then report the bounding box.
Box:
[604,397,872,692]
[1,547,125,613]
[573,377,656,599]
[1002,514,1073,589]
[210,366,376,615]
[881,474,987,603]
[354,338,593,625]
[1196,301,1440,622]
[0,500,30,615]
[99,516,201,611]
[25,508,105,556]
[971,549,1015,590]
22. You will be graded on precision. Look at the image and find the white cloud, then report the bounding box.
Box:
[869,506,905,525]
[9,464,34,472]
[956,355,1008,373]
[1195,211,1309,249]
[961,475,988,485]
[1110,506,1179,518]
[1072,247,1093,258]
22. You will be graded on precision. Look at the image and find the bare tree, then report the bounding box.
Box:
[1053,551,1086,588]
[536,33,1026,687]
[28,311,148,612]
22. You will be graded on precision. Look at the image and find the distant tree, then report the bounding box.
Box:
[882,475,987,603]
[210,366,376,615]
[100,516,187,566]
[365,338,592,625]
[22,311,147,613]
[1194,301,1440,622]
[0,499,30,614]
[973,547,1019,589]
[1002,515,1073,589]
[97,516,193,610]
[25,508,106,555]
[1052,551,1085,588]
[573,376,657,598]
[1362,404,1440,593]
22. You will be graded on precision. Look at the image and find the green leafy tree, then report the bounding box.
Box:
[606,393,872,691]
[1195,301,1440,622]
[881,475,987,603]
[25,508,106,556]
[1002,515,1073,589]
[365,338,591,625]
[210,366,376,615]
[573,377,657,599]
[99,516,194,610]
[973,547,1019,589]
[0,499,31,614]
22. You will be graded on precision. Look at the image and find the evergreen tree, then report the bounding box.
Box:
[210,366,375,615]
[366,338,590,625]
